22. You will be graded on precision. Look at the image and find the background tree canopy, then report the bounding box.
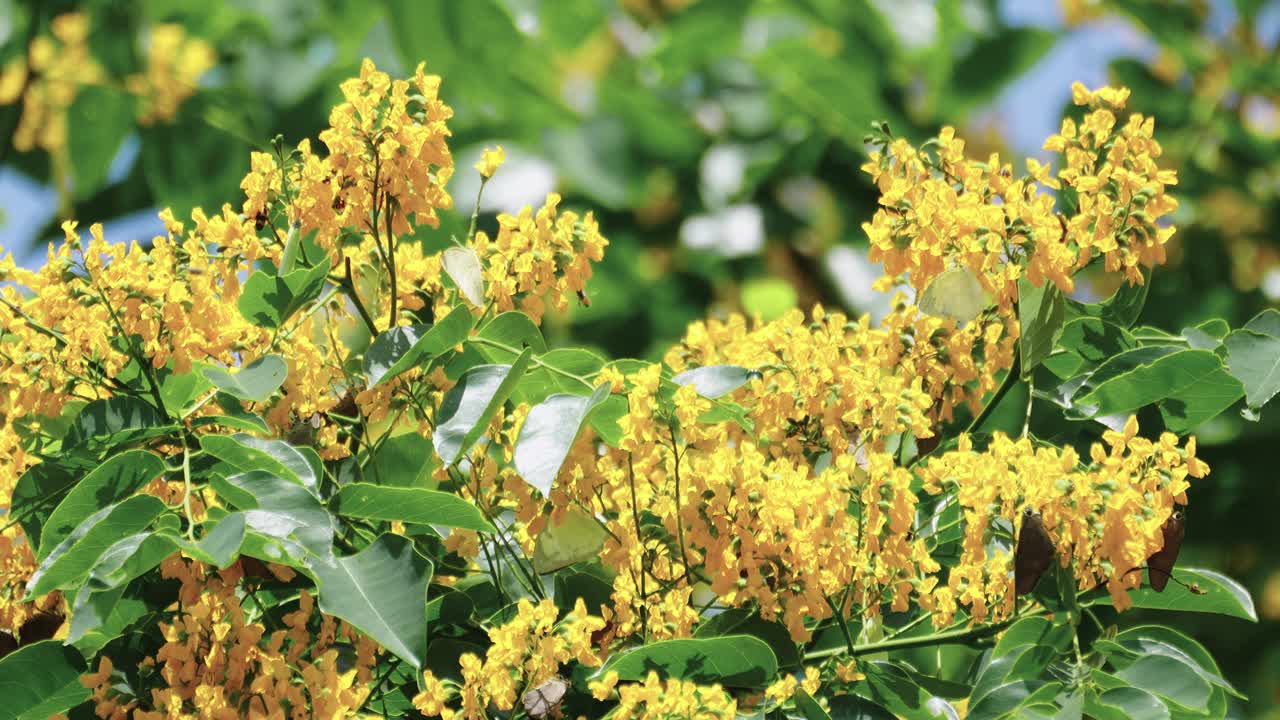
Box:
[2,0,1279,716]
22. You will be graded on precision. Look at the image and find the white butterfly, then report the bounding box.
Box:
[522,676,569,719]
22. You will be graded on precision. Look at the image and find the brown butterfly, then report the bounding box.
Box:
[1015,507,1055,596]
[18,611,65,644]
[0,630,16,660]
[1146,508,1186,592]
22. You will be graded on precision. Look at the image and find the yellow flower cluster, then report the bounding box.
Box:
[473,193,609,324]
[241,59,455,268]
[862,82,1177,300]
[916,416,1208,625]
[0,13,103,153]
[126,23,217,125]
[589,671,737,720]
[1050,82,1180,285]
[82,557,380,719]
[412,598,605,718]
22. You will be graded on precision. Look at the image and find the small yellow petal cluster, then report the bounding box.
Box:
[1049,82,1180,285]
[416,598,606,718]
[82,557,380,719]
[475,145,505,178]
[125,23,217,125]
[0,12,103,153]
[241,59,455,266]
[861,81,1178,331]
[607,672,737,720]
[474,193,609,324]
[916,416,1208,625]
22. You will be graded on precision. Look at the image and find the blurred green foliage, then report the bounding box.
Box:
[3,0,1280,714]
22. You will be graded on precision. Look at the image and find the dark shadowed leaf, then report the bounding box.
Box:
[1019,278,1066,377]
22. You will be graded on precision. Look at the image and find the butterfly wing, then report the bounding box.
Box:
[0,630,16,660]
[1015,511,1055,596]
[1147,510,1186,592]
[523,677,568,719]
[18,612,64,645]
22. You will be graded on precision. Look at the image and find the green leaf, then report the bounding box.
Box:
[201,433,320,493]
[795,689,834,720]
[203,355,288,402]
[554,567,614,618]
[671,365,759,400]
[1043,317,1137,378]
[38,449,165,561]
[1084,567,1256,621]
[595,636,778,688]
[170,512,248,568]
[991,616,1072,660]
[64,396,175,449]
[335,484,494,532]
[213,471,334,563]
[84,531,175,592]
[10,455,96,551]
[191,413,271,434]
[1181,318,1229,349]
[1066,268,1150,328]
[67,85,134,200]
[0,640,89,720]
[309,533,433,668]
[434,350,533,465]
[69,584,149,656]
[365,432,436,487]
[589,395,628,447]
[1114,655,1211,713]
[1114,625,1244,699]
[1018,278,1066,377]
[1088,687,1169,720]
[920,267,991,325]
[515,383,611,497]
[442,246,485,306]
[160,368,214,415]
[693,608,801,670]
[1224,324,1280,418]
[968,680,1044,720]
[238,258,331,329]
[824,695,898,719]
[1075,349,1244,433]
[854,661,960,720]
[531,506,608,574]
[365,304,475,387]
[27,495,167,598]
[508,348,605,405]
[475,312,548,359]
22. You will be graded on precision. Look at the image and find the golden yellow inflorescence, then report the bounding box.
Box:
[0,57,1198,718]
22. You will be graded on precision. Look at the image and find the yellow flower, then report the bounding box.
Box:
[475,145,505,177]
